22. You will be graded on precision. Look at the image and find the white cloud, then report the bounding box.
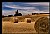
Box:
[23,2,49,6]
[2,10,16,16]
[18,10,49,15]
[4,5,37,10]
[2,9,49,16]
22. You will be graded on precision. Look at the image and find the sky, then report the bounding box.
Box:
[2,2,49,16]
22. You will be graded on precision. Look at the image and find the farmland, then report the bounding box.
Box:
[2,14,49,34]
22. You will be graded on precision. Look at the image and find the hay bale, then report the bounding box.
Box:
[25,18,31,23]
[14,18,18,23]
[27,19,31,23]
[34,17,49,32]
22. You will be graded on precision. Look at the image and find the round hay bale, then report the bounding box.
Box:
[14,18,18,23]
[24,18,31,23]
[34,17,49,32]
[27,18,31,23]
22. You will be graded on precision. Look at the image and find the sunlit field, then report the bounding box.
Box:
[2,14,49,34]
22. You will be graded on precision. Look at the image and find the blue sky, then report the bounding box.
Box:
[2,2,49,16]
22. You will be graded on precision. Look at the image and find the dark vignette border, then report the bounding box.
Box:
[48,2,50,34]
[2,0,49,2]
[0,2,2,34]
[2,2,49,34]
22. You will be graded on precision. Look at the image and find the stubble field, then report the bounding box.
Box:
[2,14,49,34]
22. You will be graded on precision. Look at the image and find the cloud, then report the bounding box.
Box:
[2,10,16,16]
[2,9,49,16]
[2,2,49,16]
[4,5,37,10]
[23,2,49,6]
[18,10,49,15]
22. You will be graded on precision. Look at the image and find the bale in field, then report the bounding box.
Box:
[27,19,31,23]
[25,18,31,23]
[34,17,49,32]
[14,18,18,23]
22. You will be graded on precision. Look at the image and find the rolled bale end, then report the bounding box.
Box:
[34,17,49,32]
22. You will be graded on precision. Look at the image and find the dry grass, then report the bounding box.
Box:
[2,22,36,33]
[2,17,14,22]
[2,14,49,22]
[2,14,49,34]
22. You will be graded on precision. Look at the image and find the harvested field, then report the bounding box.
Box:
[2,14,49,34]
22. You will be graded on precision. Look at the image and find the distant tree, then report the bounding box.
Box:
[14,10,22,16]
[18,13,22,16]
[14,14,18,16]
[8,15,13,17]
[15,10,18,14]
[32,13,35,15]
